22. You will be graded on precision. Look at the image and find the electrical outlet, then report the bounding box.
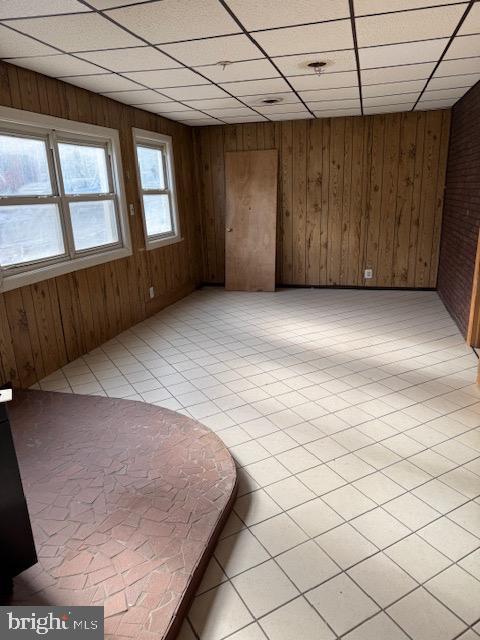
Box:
[364,268,373,279]
[129,203,135,216]
[149,286,155,299]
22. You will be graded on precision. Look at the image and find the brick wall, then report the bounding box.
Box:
[437,81,480,337]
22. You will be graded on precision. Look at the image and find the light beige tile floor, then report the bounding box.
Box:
[37,288,480,640]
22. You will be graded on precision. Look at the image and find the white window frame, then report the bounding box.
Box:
[0,105,131,293]
[132,127,182,250]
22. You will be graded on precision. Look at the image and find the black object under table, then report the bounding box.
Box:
[0,392,37,599]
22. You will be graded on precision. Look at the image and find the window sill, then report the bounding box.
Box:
[146,235,184,251]
[1,245,132,292]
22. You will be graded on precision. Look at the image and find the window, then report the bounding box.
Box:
[0,106,130,292]
[133,128,181,249]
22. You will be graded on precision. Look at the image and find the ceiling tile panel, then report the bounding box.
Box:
[0,0,90,18]
[415,97,457,109]
[253,21,354,57]
[365,103,415,114]
[62,73,141,92]
[219,77,291,96]
[445,34,480,59]
[203,107,257,118]
[161,85,230,100]
[267,112,314,120]
[88,0,156,8]
[225,0,350,30]
[362,63,434,85]
[314,108,362,117]
[310,98,361,110]
[183,97,244,109]
[122,68,207,88]
[10,54,104,78]
[242,92,300,106]
[0,26,61,57]
[137,101,190,113]
[289,70,358,91]
[161,34,262,66]
[434,57,480,77]
[221,114,268,122]
[354,0,467,16]
[359,39,448,69]
[256,102,307,115]
[458,2,480,35]
[273,49,357,76]
[195,59,279,83]
[363,92,419,106]
[180,117,219,126]
[165,109,213,120]
[78,47,181,72]
[106,0,240,44]
[362,79,425,97]
[427,71,480,89]
[422,86,470,101]
[356,4,467,47]
[300,86,360,101]
[102,88,167,104]
[9,13,143,51]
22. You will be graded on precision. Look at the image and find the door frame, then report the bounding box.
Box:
[467,228,480,348]
[466,228,480,383]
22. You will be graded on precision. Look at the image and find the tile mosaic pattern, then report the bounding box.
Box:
[0,1,479,124]
[35,287,480,640]
[8,389,237,639]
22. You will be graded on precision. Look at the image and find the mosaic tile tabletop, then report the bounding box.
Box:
[7,389,237,640]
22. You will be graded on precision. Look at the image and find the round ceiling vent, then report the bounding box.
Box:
[307,61,327,74]
[261,97,282,104]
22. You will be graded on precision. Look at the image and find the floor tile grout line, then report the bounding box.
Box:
[36,289,480,639]
[209,489,480,639]
[228,412,480,509]
[224,454,480,582]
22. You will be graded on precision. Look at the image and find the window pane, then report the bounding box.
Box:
[0,134,52,196]
[137,145,165,190]
[58,143,109,194]
[70,200,119,251]
[143,194,173,237]
[0,203,64,266]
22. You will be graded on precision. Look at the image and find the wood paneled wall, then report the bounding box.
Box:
[0,61,203,388]
[195,110,451,289]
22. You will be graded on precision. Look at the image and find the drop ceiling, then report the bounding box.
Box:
[0,0,479,126]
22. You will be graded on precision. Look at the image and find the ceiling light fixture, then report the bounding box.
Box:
[217,60,233,70]
[308,61,327,75]
[262,97,282,104]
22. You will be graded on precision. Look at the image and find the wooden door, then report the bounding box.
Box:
[468,228,480,349]
[225,149,278,291]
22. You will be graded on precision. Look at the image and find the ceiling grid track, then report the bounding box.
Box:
[349,0,365,116]
[0,0,477,125]
[219,0,317,119]
[77,0,268,123]
[412,0,477,110]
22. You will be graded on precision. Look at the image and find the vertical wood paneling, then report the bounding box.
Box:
[292,121,307,283]
[328,117,345,285]
[392,113,417,287]
[196,110,450,290]
[377,114,401,287]
[0,61,202,387]
[306,120,322,285]
[281,121,294,284]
